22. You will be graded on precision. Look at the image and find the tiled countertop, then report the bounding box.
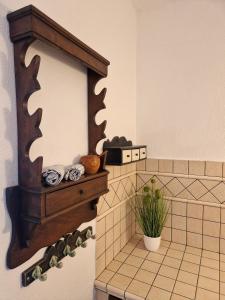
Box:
[95,235,225,300]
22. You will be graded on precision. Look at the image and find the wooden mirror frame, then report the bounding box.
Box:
[6,5,110,268]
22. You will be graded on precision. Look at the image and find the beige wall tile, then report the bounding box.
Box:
[171,294,190,300]
[165,214,171,227]
[198,276,219,293]
[114,206,121,225]
[126,279,150,299]
[146,159,158,172]
[166,179,184,196]
[125,255,144,268]
[162,227,171,241]
[180,260,199,275]
[137,160,146,171]
[113,223,121,241]
[106,211,114,231]
[153,275,175,292]
[158,265,179,279]
[135,269,156,285]
[96,235,106,258]
[172,201,187,216]
[196,288,219,300]
[220,282,225,296]
[107,260,122,272]
[106,245,114,266]
[97,196,110,216]
[177,270,198,286]
[108,273,132,291]
[221,270,225,282]
[147,252,164,263]
[113,166,121,178]
[170,242,185,251]
[187,218,202,234]
[163,256,181,269]
[173,160,188,175]
[189,160,205,176]
[203,235,219,252]
[201,257,219,270]
[115,251,129,263]
[174,281,196,299]
[187,180,207,199]
[205,161,222,177]
[203,220,220,237]
[172,215,186,230]
[106,165,114,180]
[121,229,131,248]
[187,232,202,249]
[185,246,202,256]
[120,202,127,219]
[96,217,106,239]
[220,238,225,254]
[172,229,186,244]
[96,253,106,278]
[113,237,121,256]
[97,269,115,284]
[106,228,114,248]
[159,159,173,173]
[141,260,160,274]
[120,165,127,176]
[222,208,225,223]
[183,253,201,264]
[187,203,203,219]
[202,249,219,260]
[147,287,171,300]
[199,266,219,281]
[118,263,138,278]
[132,248,148,259]
[203,206,220,222]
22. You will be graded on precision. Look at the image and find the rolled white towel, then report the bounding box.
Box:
[42,165,65,186]
[64,164,85,181]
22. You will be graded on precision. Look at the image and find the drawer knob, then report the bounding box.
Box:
[79,189,84,195]
[126,155,130,158]
[135,154,138,156]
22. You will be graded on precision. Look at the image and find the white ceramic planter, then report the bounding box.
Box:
[144,235,161,251]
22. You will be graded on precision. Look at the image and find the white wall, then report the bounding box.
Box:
[136,0,225,161]
[0,1,137,299]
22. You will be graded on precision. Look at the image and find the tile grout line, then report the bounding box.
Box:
[193,214,204,299]
[144,242,172,299]
[168,243,187,300]
[220,206,221,300]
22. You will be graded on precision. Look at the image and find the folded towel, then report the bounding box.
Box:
[42,165,65,186]
[64,164,85,181]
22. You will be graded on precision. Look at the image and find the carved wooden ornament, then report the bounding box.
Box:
[6,5,110,268]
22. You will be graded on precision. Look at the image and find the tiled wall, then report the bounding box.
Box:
[96,163,137,277]
[136,159,225,254]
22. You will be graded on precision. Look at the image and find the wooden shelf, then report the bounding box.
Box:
[6,5,110,269]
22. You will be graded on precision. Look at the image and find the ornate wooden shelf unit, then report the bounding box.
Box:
[6,5,110,268]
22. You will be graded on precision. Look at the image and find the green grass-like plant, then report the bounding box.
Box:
[132,178,169,238]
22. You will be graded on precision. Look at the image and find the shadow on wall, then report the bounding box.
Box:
[0,3,18,238]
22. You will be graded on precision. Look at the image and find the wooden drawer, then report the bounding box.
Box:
[132,149,139,161]
[45,176,107,216]
[122,149,132,163]
[140,147,147,159]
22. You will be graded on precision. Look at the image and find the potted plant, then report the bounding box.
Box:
[132,178,169,251]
